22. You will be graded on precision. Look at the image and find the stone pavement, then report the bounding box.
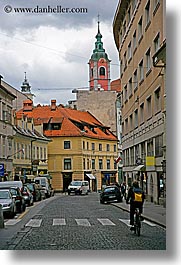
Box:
[112,199,166,228]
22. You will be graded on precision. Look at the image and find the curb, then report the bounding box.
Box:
[111,203,166,229]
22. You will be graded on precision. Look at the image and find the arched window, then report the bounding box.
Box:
[99,67,105,76]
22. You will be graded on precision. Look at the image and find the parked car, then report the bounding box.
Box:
[21,186,34,206]
[100,185,123,204]
[8,187,26,213]
[0,181,23,190]
[24,183,42,202]
[34,177,51,198]
[68,181,89,195]
[0,189,16,218]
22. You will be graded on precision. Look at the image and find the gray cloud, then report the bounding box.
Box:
[0,0,118,33]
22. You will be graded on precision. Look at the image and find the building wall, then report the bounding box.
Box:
[47,136,118,192]
[113,0,166,204]
[76,90,118,136]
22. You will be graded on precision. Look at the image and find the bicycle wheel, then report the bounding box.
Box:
[136,215,141,236]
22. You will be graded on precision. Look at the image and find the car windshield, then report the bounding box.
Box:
[70,181,82,186]
[10,189,17,195]
[0,190,10,199]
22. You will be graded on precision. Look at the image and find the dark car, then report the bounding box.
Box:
[100,185,123,204]
[9,187,26,213]
[21,186,34,206]
[24,183,42,202]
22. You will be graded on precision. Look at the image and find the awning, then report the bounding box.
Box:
[86,174,96,179]
[133,165,145,171]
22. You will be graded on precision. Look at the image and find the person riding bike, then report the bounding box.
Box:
[126,180,145,231]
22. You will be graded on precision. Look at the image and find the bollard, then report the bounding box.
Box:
[0,204,4,228]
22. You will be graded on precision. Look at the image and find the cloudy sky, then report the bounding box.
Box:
[0,0,119,105]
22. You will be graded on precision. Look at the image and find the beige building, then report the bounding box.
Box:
[0,75,16,180]
[113,0,166,205]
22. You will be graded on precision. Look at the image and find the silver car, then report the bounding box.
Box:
[0,189,16,218]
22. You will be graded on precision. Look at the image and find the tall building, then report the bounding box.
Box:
[113,0,166,205]
[88,19,111,91]
[0,75,16,180]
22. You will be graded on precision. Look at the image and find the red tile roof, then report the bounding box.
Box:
[15,101,117,141]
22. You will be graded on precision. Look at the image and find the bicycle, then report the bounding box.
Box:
[133,207,141,236]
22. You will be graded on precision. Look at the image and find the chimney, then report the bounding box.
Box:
[51,99,56,110]
[23,99,33,111]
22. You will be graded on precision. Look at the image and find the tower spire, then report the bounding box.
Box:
[97,13,100,34]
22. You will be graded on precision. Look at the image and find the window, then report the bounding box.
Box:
[139,60,144,82]
[140,103,144,124]
[119,30,123,44]
[99,159,103,169]
[134,109,138,128]
[92,159,95,170]
[154,87,161,113]
[107,159,110,169]
[154,33,160,53]
[120,60,123,76]
[36,146,39,160]
[87,158,90,170]
[127,7,131,26]
[92,143,95,150]
[147,139,154,156]
[130,147,134,165]
[64,141,71,149]
[133,30,137,51]
[64,158,71,170]
[124,85,128,102]
[44,148,47,160]
[40,147,43,159]
[129,77,132,97]
[124,51,127,70]
[146,96,152,118]
[83,158,86,170]
[99,67,105,76]
[145,0,150,28]
[2,136,6,158]
[114,145,117,152]
[83,141,85,150]
[129,114,133,131]
[106,144,110,152]
[123,20,126,35]
[125,118,128,133]
[133,69,138,90]
[155,134,163,157]
[99,143,102,151]
[146,48,151,73]
[138,16,143,42]
[87,142,89,150]
[153,0,160,14]
[128,41,132,61]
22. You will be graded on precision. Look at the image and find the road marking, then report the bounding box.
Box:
[143,220,156,226]
[75,219,91,226]
[5,219,21,226]
[53,218,66,226]
[119,219,131,226]
[25,219,42,227]
[97,218,115,226]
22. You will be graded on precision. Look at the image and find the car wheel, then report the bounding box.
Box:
[100,200,104,204]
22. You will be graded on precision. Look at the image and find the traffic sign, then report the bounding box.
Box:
[0,164,4,177]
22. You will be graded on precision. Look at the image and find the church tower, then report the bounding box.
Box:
[88,17,111,91]
[21,72,34,100]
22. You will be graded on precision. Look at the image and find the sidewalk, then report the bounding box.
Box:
[112,199,166,228]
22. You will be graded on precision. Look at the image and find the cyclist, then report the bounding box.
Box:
[126,180,145,231]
